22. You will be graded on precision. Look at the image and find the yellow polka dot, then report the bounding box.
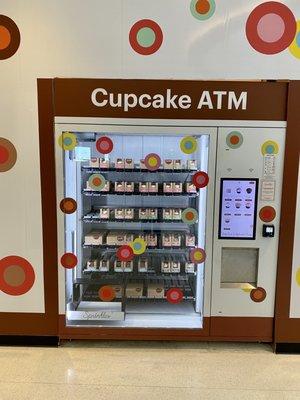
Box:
[296,268,300,286]
[148,157,157,167]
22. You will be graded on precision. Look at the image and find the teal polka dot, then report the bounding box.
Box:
[185,141,193,149]
[266,145,274,154]
[134,243,142,250]
[296,32,300,47]
[64,137,72,146]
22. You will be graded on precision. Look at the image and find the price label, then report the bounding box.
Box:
[261,180,276,201]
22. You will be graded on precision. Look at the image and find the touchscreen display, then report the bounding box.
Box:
[219,179,258,240]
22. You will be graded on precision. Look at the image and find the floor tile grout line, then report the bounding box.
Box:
[0,381,299,393]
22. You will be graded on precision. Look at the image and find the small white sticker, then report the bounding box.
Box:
[263,154,276,176]
[261,180,276,201]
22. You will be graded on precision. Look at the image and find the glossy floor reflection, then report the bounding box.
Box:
[0,341,300,399]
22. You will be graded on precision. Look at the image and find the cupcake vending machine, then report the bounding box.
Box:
[55,121,285,338]
[30,78,298,344]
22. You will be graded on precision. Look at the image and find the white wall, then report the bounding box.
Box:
[0,0,299,313]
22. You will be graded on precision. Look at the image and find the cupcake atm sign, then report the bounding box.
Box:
[54,79,287,121]
[91,87,248,112]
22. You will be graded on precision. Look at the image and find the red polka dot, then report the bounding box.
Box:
[190,248,206,263]
[0,256,35,296]
[246,2,296,55]
[192,171,209,189]
[0,145,9,164]
[61,253,77,269]
[117,245,134,261]
[129,19,163,56]
[166,288,183,304]
[259,206,276,222]
[96,136,113,154]
[99,286,116,302]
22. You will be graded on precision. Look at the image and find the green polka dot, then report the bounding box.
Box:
[137,27,156,47]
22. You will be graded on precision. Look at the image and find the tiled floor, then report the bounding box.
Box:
[0,341,300,399]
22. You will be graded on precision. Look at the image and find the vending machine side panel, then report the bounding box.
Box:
[211,125,286,340]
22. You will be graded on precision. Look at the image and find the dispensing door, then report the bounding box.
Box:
[211,127,285,318]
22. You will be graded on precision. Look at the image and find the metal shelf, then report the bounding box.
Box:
[83,190,198,197]
[82,218,190,228]
[82,245,192,253]
[81,271,196,277]
[73,276,196,289]
[82,166,197,174]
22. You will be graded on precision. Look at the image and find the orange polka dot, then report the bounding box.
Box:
[230,135,240,145]
[0,25,11,50]
[186,212,194,220]
[196,0,210,14]
[63,201,73,211]
[92,177,102,186]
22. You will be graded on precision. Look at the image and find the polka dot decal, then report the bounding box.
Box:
[246,2,296,55]
[129,19,163,55]
[190,0,216,21]
[98,285,116,302]
[130,238,147,255]
[0,256,35,296]
[259,206,276,222]
[88,173,106,191]
[192,171,209,188]
[289,21,300,59]
[180,136,198,154]
[0,137,17,172]
[96,136,113,154]
[58,132,77,151]
[182,208,199,225]
[190,248,206,263]
[60,198,77,214]
[144,153,161,171]
[0,15,20,60]
[261,140,279,155]
[295,267,300,287]
[226,131,244,149]
[250,287,267,303]
[116,245,134,262]
[166,288,184,304]
[61,253,78,269]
